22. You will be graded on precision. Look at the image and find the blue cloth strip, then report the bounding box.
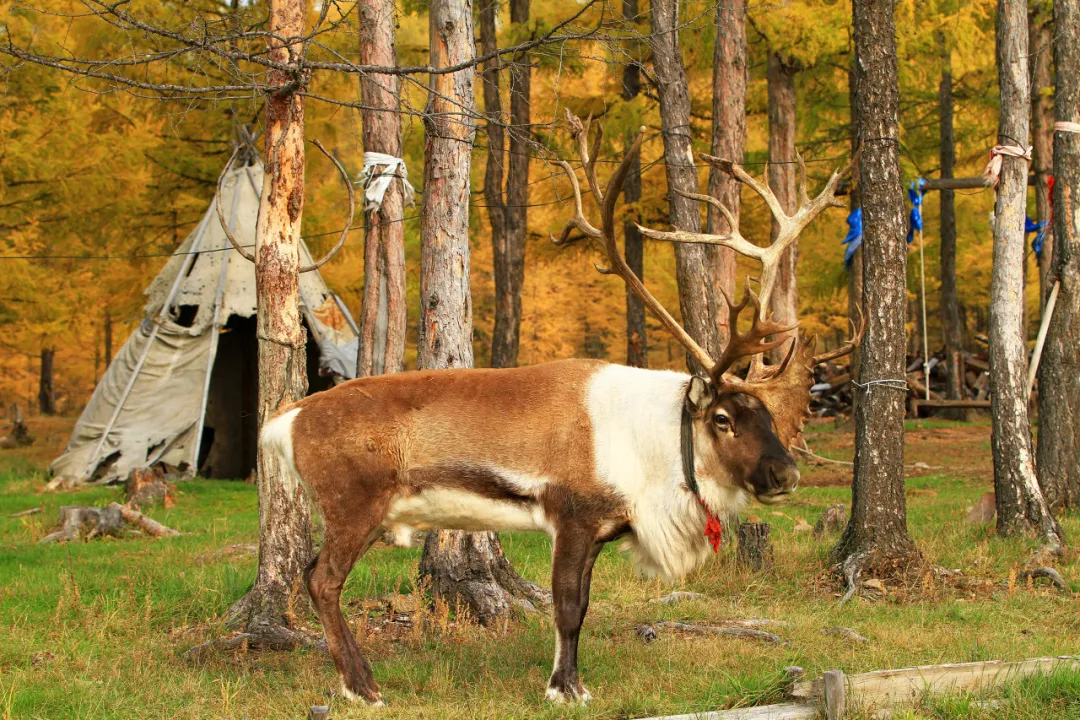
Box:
[1026,216,1049,258]
[906,179,927,244]
[842,208,862,268]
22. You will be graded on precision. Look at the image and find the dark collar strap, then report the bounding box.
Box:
[681,403,699,496]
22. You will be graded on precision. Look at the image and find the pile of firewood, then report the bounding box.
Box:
[810,349,993,419]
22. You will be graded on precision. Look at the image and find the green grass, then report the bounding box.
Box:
[0,418,1078,719]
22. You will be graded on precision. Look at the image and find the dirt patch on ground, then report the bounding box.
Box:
[800,418,994,487]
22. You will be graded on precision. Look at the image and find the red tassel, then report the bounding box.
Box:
[698,497,723,553]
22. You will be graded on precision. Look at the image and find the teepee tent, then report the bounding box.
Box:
[51,152,359,486]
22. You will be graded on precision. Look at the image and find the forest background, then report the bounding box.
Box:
[0,0,1019,413]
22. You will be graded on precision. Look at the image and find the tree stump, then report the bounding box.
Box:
[125,467,175,509]
[0,404,34,449]
[814,504,848,537]
[737,522,773,571]
[40,505,124,543]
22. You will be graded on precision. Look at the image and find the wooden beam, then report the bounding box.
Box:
[912,399,992,415]
[793,656,1080,707]
[636,703,818,720]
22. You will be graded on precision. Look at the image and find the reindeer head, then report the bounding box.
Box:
[553,110,862,506]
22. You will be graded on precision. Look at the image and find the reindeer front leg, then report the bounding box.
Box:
[546,526,600,704]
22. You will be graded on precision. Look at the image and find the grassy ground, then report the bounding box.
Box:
[0,415,1077,719]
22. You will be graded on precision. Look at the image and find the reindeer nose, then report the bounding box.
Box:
[769,460,800,493]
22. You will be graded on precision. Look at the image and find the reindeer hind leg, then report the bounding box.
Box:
[306,501,389,705]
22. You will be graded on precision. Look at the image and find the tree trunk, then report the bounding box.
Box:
[38,347,56,415]
[989,0,1062,547]
[707,0,745,348]
[623,0,647,368]
[226,0,314,640]
[1030,10,1054,310]
[651,0,720,373]
[938,36,968,418]
[767,50,799,356]
[1036,0,1080,513]
[417,0,544,623]
[831,0,919,571]
[356,0,407,377]
[479,0,508,367]
[489,0,530,369]
[104,308,113,370]
[847,63,862,420]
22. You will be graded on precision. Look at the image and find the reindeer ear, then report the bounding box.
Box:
[685,376,715,417]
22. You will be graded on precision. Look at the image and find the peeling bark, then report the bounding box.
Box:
[1036,0,1080,513]
[226,0,314,637]
[651,0,720,373]
[989,0,1061,547]
[707,0,745,348]
[416,0,538,624]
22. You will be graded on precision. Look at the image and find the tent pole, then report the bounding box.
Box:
[83,205,216,479]
[190,168,245,475]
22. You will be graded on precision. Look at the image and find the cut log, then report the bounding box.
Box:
[737,522,773,571]
[635,703,817,720]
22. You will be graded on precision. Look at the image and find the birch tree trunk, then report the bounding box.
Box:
[227,0,313,640]
[416,0,546,623]
[938,36,968,418]
[356,0,407,376]
[1030,8,1054,310]
[989,0,1062,547]
[623,0,647,368]
[38,347,56,415]
[1036,0,1080,513]
[651,0,720,372]
[707,0,745,348]
[831,0,919,571]
[767,50,799,356]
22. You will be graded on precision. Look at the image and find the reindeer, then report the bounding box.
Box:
[259,111,858,706]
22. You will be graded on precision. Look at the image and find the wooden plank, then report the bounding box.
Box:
[793,656,1080,707]
[824,670,846,720]
[636,703,817,720]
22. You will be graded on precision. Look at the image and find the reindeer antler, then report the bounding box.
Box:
[551,110,716,373]
[638,152,854,320]
[713,282,796,378]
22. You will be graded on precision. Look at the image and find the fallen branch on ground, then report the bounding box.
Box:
[637,620,785,644]
[39,503,179,543]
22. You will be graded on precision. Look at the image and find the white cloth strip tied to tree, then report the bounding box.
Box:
[981,144,1032,187]
[356,153,416,213]
[1055,122,1080,133]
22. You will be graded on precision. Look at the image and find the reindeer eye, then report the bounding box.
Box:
[713,413,732,431]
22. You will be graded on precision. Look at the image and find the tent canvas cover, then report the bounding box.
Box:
[51,156,359,485]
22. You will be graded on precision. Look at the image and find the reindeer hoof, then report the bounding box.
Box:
[340,680,384,706]
[545,684,591,705]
